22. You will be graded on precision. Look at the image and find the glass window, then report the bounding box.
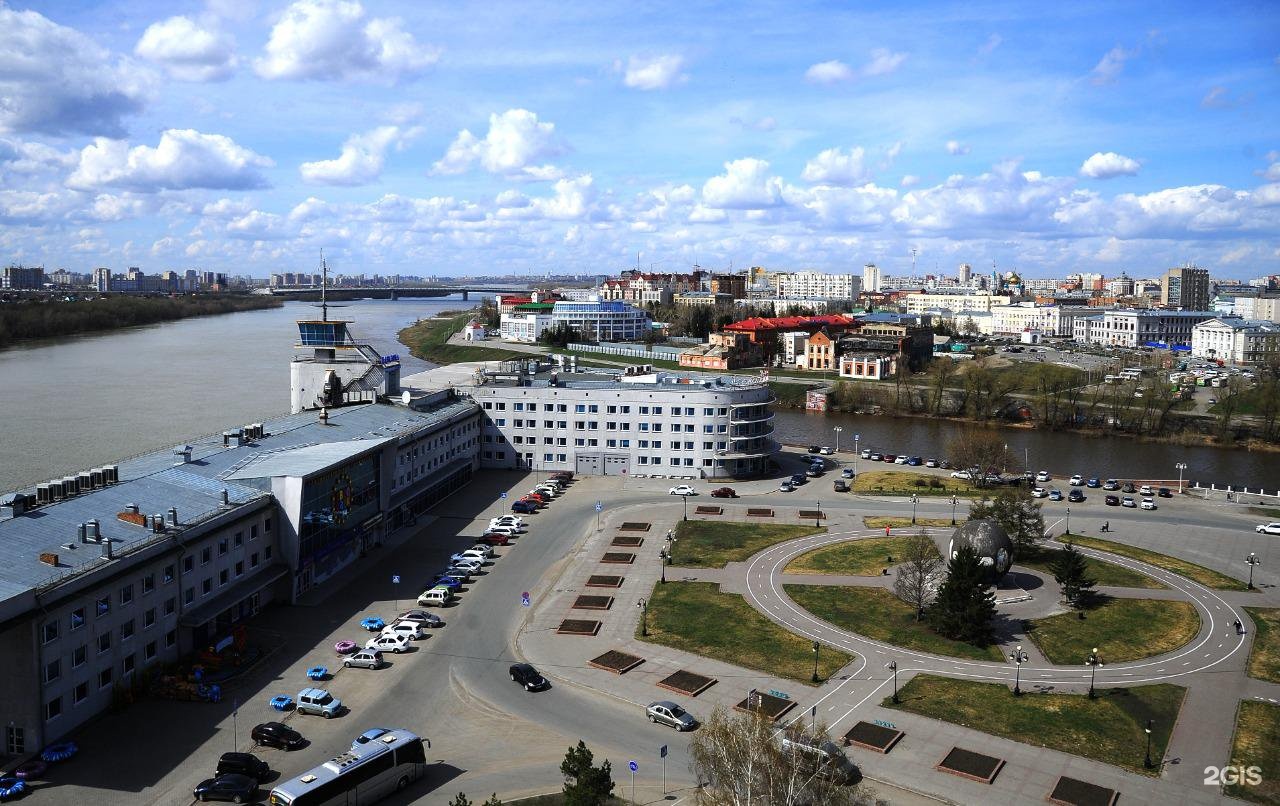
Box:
[165,629,176,648]
[98,668,112,689]
[164,597,175,616]
[143,608,155,629]
[250,552,259,568]
[182,556,193,573]
[235,561,244,577]
[72,645,86,668]
[264,517,271,534]
[44,659,60,683]
[41,620,58,644]
[217,539,228,556]
[120,584,133,606]
[73,682,88,704]
[120,619,134,641]
[200,547,211,565]
[234,531,244,547]
[122,654,135,675]
[219,569,229,586]
[97,632,111,654]
[201,578,212,595]
[163,564,175,584]
[95,596,109,618]
[183,587,194,605]
[144,641,157,662]
[46,696,62,721]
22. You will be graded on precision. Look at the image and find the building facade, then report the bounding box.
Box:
[1082,309,1217,347]
[499,311,555,343]
[772,272,861,300]
[1191,319,1280,364]
[2,266,45,289]
[1162,266,1211,311]
[551,298,652,341]
[862,263,882,294]
[904,291,1005,314]
[801,330,835,370]
[839,354,896,380]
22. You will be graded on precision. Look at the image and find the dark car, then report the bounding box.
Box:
[215,752,270,782]
[1068,489,1085,502]
[511,500,537,514]
[477,532,510,546]
[883,454,897,463]
[906,456,923,466]
[193,773,256,803]
[1121,482,1136,494]
[1105,494,1120,506]
[510,662,549,691]
[1086,478,1101,488]
[790,473,807,485]
[251,721,303,750]
[710,487,737,498]
[1158,487,1173,498]
[430,574,465,591]
[805,466,822,477]
[807,445,821,454]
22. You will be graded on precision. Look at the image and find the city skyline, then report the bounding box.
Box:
[0,0,1277,278]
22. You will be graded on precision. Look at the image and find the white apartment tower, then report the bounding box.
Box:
[958,263,972,284]
[862,263,882,293]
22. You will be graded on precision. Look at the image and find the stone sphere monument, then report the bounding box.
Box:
[947,519,1014,582]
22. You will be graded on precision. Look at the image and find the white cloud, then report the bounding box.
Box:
[300,125,419,185]
[67,129,274,192]
[861,48,907,77]
[202,198,252,218]
[135,15,237,81]
[977,34,1002,57]
[620,54,687,90]
[1256,163,1280,182]
[804,60,855,85]
[1200,86,1247,109]
[730,115,777,132]
[945,141,970,155]
[1090,45,1134,85]
[702,158,785,209]
[0,6,153,136]
[0,138,77,176]
[901,175,921,188]
[88,193,152,222]
[255,0,438,82]
[801,147,871,186]
[433,109,564,180]
[1080,151,1140,179]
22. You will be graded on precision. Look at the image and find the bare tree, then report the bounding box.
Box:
[946,428,1012,487]
[893,530,942,621]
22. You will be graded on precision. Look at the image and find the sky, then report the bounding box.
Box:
[0,1,1277,279]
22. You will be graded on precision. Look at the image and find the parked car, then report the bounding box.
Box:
[1140,498,1157,510]
[1121,496,1137,508]
[807,446,821,454]
[365,633,412,654]
[779,481,794,492]
[894,455,908,464]
[1031,487,1048,498]
[669,485,697,496]
[819,446,834,455]
[215,752,270,782]
[381,620,427,641]
[841,468,854,479]
[467,543,495,558]
[1139,485,1153,496]
[1122,482,1137,494]
[1103,479,1120,490]
[452,549,488,565]
[1158,487,1173,498]
[780,736,861,785]
[343,648,385,670]
[487,524,521,536]
[550,470,574,481]
[396,609,443,628]
[950,470,974,480]
[1069,474,1084,486]
[646,701,697,731]
[1036,471,1051,482]
[193,773,257,803]
[907,457,923,466]
[1049,489,1063,501]
[1105,495,1120,506]
[531,485,558,498]
[1086,478,1102,488]
[524,492,549,504]
[430,574,466,590]
[1257,522,1280,535]
[710,487,737,498]
[925,458,939,468]
[883,454,897,463]
[869,452,883,461]
[805,466,822,477]
[490,515,525,528]
[296,688,343,718]
[861,449,872,459]
[448,558,483,575]
[417,586,453,607]
[833,479,849,492]
[510,662,550,691]
[478,532,510,546]
[790,473,807,485]
[251,721,304,750]
[511,500,537,514]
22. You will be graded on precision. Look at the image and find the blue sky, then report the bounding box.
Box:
[1,0,1277,278]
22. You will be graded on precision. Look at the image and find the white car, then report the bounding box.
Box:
[490,516,524,528]
[366,633,412,653]
[1139,485,1153,496]
[925,459,939,468]
[950,470,974,480]
[819,446,833,455]
[531,486,557,498]
[1121,497,1137,508]
[467,543,495,559]
[1140,498,1157,510]
[1257,522,1280,535]
[1036,471,1051,482]
[860,449,872,459]
[669,485,697,496]
[1069,475,1084,486]
[487,524,520,536]
[1031,487,1048,498]
[449,557,484,573]
[894,455,908,464]
[381,621,427,641]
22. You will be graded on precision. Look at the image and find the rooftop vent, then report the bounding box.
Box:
[104,465,119,484]
[39,552,59,567]
[78,471,94,490]
[90,468,104,488]
[2,494,27,517]
[36,484,52,504]
[152,514,165,534]
[173,445,193,465]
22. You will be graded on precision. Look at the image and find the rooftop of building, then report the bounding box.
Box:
[1197,318,1280,332]
[724,313,858,332]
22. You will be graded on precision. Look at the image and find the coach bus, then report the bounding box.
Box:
[268,729,429,806]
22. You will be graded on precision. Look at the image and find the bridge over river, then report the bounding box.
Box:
[264,284,531,301]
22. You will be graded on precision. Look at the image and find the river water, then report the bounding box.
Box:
[1,296,1275,493]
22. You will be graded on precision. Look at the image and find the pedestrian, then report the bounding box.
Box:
[885,525,890,537]
[1102,521,1110,533]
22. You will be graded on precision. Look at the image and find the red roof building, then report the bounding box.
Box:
[723,313,859,343]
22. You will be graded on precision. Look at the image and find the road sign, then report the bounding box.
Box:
[521,592,530,607]
[628,760,638,772]
[659,744,667,758]
[392,575,400,584]
[500,492,507,499]
[595,502,603,512]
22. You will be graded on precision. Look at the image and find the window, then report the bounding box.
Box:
[588,405,599,413]
[653,406,663,414]
[217,539,228,556]
[200,547,211,565]
[120,583,133,606]
[234,531,244,547]
[46,696,62,721]
[95,596,110,618]
[621,406,630,414]
[545,453,554,462]
[639,406,649,414]
[250,552,259,569]
[704,407,714,415]
[219,569,229,586]
[235,561,244,577]
[670,457,681,465]
[144,641,157,662]
[264,517,271,534]
[182,556,193,573]
[143,608,156,629]
[97,632,111,654]
[165,630,177,648]
[557,453,567,462]
[120,620,134,641]
[122,654,135,675]
[264,546,272,561]
[183,587,194,605]
[638,456,649,465]
[72,645,86,668]
[638,423,649,432]
[163,564,175,584]
[620,440,630,448]
[73,682,88,704]
[44,659,60,683]
[98,668,112,690]
[653,424,663,432]
[607,405,617,414]
[202,578,212,595]
[42,620,59,644]
[574,438,585,447]
[163,597,175,616]
[575,404,586,413]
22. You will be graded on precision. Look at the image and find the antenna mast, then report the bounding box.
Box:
[320,249,329,322]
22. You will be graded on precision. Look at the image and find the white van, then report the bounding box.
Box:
[417,586,453,607]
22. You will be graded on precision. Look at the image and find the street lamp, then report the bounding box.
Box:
[1175,462,1187,494]
[1024,446,1030,476]
[886,660,899,703]
[833,426,843,453]
[1144,719,1154,769]
[951,495,958,526]
[682,493,688,522]
[1009,645,1029,696]
[911,493,919,525]
[1246,552,1261,590]
[1085,647,1103,698]
[637,597,648,637]
[659,549,668,584]
[815,500,822,528]
[1065,506,1071,536]
[811,640,821,683]
[853,434,860,476]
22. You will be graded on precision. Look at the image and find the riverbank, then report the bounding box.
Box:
[398,311,528,366]
[0,294,284,349]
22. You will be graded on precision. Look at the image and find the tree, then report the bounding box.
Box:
[928,357,957,415]
[893,530,942,621]
[561,740,614,806]
[449,795,472,806]
[977,486,1045,557]
[539,322,582,349]
[1049,540,1096,608]
[946,428,1012,487]
[927,543,997,645]
[483,797,504,806]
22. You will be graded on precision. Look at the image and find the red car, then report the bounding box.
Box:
[525,491,548,503]
[550,471,574,481]
[883,454,897,463]
[477,532,510,545]
[710,487,737,498]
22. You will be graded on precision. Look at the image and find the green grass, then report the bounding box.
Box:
[884,674,1185,776]
[1065,534,1248,590]
[643,582,854,685]
[785,535,941,576]
[1026,597,1200,664]
[670,520,824,567]
[861,516,957,529]
[1244,607,1280,684]
[1225,700,1280,803]
[785,584,1004,661]
[768,380,814,407]
[850,469,983,496]
[1017,547,1165,589]
[398,312,531,365]
[1249,506,1280,519]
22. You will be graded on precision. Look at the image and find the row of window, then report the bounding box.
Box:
[484,401,731,417]
[507,435,731,451]
[45,631,175,722]
[493,419,728,434]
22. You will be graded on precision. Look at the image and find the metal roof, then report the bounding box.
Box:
[226,438,391,480]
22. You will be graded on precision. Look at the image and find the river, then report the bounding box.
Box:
[1,296,1275,493]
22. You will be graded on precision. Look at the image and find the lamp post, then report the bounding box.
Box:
[638,597,648,637]
[1065,506,1070,536]
[1246,552,1261,590]
[682,493,688,522]
[1024,446,1030,476]
[811,640,820,683]
[1144,719,1154,769]
[1175,462,1187,494]
[833,426,842,453]
[854,434,860,476]
[911,493,919,525]
[659,549,668,584]
[886,660,899,703]
[1085,647,1103,698]
[1009,645,1029,696]
[951,495,958,526]
[815,501,821,528]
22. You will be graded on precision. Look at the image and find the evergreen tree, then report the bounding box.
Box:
[449,794,472,806]
[561,740,615,806]
[968,488,1045,558]
[482,796,504,806]
[1049,541,1096,608]
[927,543,997,645]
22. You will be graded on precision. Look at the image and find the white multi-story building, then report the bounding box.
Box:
[500,312,555,343]
[467,365,777,479]
[779,331,809,365]
[1232,297,1280,323]
[1080,309,1218,347]
[1192,318,1280,364]
[990,304,1065,336]
[957,263,972,284]
[771,272,861,300]
[735,297,832,316]
[551,298,652,341]
[862,263,882,293]
[904,291,1006,314]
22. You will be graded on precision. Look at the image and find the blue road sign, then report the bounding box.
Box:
[392,575,400,584]
[659,744,667,758]
[521,592,530,607]
[595,502,603,512]
[500,492,507,499]
[628,760,638,773]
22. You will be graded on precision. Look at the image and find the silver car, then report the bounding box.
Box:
[646,701,696,731]
[343,649,384,670]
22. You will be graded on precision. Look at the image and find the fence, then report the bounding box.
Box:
[1188,482,1280,506]
[567,342,689,360]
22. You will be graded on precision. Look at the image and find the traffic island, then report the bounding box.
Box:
[611,535,644,547]
[863,516,959,529]
[619,521,651,532]
[588,650,644,674]
[572,595,614,610]
[1225,700,1280,804]
[1243,607,1280,683]
[1017,546,1164,589]
[669,521,822,567]
[694,505,723,515]
[843,721,904,754]
[600,552,636,564]
[936,747,1004,784]
[1064,534,1248,590]
[734,689,796,720]
[1047,776,1119,806]
[657,670,717,697]
[557,619,602,636]
[1026,597,1200,664]
[586,575,625,588]
[786,536,941,577]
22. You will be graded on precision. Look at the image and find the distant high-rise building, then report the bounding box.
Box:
[94,267,111,292]
[1,266,45,289]
[1162,265,1210,310]
[862,263,882,293]
[957,262,971,284]
[710,272,748,299]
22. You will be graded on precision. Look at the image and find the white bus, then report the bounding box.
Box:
[268,729,429,806]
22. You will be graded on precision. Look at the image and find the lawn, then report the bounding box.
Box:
[398,312,531,365]
[785,584,1004,661]
[850,470,983,496]
[1249,506,1280,519]
[862,516,957,529]
[670,520,824,567]
[884,674,1185,776]
[1017,546,1165,590]
[1026,597,1200,664]
[1065,534,1248,590]
[1225,700,1280,803]
[785,535,941,576]
[1244,607,1280,684]
[643,582,854,684]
